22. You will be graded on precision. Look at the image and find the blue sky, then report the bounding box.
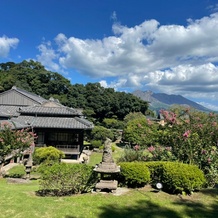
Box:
[1,0,218,110]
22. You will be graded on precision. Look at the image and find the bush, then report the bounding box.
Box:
[6,165,25,178]
[119,162,150,188]
[145,161,206,194]
[90,126,115,142]
[33,146,65,165]
[91,140,102,148]
[37,163,98,196]
[117,147,145,162]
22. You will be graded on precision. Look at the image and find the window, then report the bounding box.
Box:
[37,132,45,144]
[48,132,79,144]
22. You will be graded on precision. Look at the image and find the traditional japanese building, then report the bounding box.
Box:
[0,86,94,160]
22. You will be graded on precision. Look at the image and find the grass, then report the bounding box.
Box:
[2,146,217,218]
[0,178,218,218]
[6,164,25,178]
[88,152,102,166]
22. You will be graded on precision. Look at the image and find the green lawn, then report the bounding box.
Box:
[0,178,218,218]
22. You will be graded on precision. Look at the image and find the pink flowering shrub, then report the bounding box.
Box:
[157,108,218,186]
[122,107,218,186]
[122,117,158,146]
[0,122,37,174]
[145,145,175,161]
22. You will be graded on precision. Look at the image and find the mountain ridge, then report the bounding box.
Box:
[132,90,211,112]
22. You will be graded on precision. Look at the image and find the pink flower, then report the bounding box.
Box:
[201,150,207,154]
[183,130,191,138]
[134,145,140,151]
[209,112,215,117]
[165,146,172,151]
[148,146,155,152]
[212,122,217,126]
[147,119,152,125]
[197,124,203,128]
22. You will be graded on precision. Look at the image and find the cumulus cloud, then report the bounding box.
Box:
[55,13,218,79]
[0,36,19,58]
[37,13,218,109]
[207,4,218,12]
[198,101,218,111]
[36,41,60,72]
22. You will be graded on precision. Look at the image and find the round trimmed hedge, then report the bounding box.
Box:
[145,161,206,194]
[119,162,150,188]
[119,161,206,194]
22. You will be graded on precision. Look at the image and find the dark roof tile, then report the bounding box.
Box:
[0,105,20,117]
[11,116,94,129]
[19,106,82,116]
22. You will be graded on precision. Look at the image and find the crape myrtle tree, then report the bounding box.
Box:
[122,116,158,147]
[122,107,218,187]
[0,122,37,177]
[156,108,218,186]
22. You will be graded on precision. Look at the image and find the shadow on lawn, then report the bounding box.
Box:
[98,197,218,218]
[173,197,218,218]
[98,200,181,218]
[199,187,218,198]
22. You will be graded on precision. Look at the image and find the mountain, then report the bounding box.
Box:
[132,90,211,112]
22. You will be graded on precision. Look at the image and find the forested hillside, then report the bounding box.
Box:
[0,60,148,122]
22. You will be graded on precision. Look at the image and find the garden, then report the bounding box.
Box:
[0,107,218,217]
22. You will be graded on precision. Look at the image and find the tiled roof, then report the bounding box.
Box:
[12,86,48,104]
[10,116,94,129]
[19,106,82,116]
[0,87,94,131]
[0,105,20,117]
[0,119,29,129]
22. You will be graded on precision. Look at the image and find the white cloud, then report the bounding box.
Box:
[207,4,218,12]
[198,101,218,111]
[54,13,218,78]
[0,36,19,58]
[99,80,108,88]
[111,11,117,21]
[36,41,60,72]
[37,13,218,109]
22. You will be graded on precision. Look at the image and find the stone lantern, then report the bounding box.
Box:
[25,163,32,179]
[93,138,120,192]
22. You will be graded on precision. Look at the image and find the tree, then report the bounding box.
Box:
[122,117,157,146]
[0,122,36,176]
[124,112,146,124]
[90,126,115,143]
[0,60,149,124]
[102,118,124,129]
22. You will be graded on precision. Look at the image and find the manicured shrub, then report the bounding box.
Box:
[119,162,150,188]
[37,163,98,196]
[91,140,102,148]
[144,161,165,182]
[145,161,206,194]
[33,146,65,165]
[162,162,206,194]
